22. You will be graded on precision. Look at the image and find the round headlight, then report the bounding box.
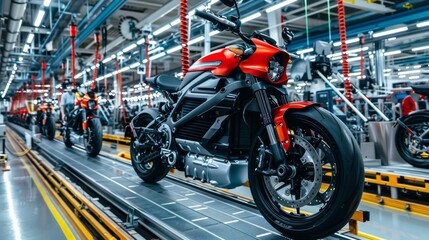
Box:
[267,55,285,82]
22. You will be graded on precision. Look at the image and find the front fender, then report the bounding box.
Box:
[273,101,319,151]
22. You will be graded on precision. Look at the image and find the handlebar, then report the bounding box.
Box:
[195,10,237,31]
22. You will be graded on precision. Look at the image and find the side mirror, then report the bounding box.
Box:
[282,27,294,46]
[220,0,236,7]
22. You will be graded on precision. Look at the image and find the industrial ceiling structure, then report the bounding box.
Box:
[1,0,429,98]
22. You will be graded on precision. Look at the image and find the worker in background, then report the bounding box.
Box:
[401,90,416,116]
[60,80,75,121]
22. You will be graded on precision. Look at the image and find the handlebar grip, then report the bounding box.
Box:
[195,10,237,30]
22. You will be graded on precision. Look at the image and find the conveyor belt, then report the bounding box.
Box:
[8,122,360,240]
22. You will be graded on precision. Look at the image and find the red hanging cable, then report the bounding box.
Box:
[359,34,365,84]
[115,59,127,124]
[91,31,101,90]
[70,22,77,89]
[337,0,352,102]
[180,0,189,77]
[145,36,152,108]
[41,61,46,100]
[31,74,35,102]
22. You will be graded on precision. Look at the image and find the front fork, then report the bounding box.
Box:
[249,76,294,178]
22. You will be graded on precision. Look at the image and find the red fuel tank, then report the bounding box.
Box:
[188,48,240,76]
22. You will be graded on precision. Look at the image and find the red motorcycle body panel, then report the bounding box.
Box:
[188,48,240,76]
[240,38,290,85]
[273,102,319,151]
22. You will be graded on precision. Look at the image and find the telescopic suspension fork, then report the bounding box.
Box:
[249,76,295,179]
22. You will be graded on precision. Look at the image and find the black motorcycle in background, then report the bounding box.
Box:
[395,85,429,168]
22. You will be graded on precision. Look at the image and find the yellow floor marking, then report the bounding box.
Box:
[8,138,76,240]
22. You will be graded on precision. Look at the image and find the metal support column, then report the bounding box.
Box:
[267,9,281,45]
[374,41,386,88]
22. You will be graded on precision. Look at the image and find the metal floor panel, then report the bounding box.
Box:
[8,123,359,240]
[35,138,289,240]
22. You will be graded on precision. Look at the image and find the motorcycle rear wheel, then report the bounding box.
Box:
[130,113,170,183]
[45,116,56,140]
[248,107,364,239]
[395,114,429,168]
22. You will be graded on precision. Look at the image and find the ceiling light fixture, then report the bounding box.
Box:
[398,69,421,75]
[384,50,401,56]
[411,45,429,52]
[170,18,180,26]
[122,43,137,53]
[34,10,46,27]
[373,27,408,38]
[166,45,182,54]
[333,38,359,47]
[296,48,313,55]
[417,21,429,28]
[188,36,205,45]
[43,0,51,7]
[23,44,30,53]
[26,33,35,44]
[266,0,297,13]
[241,12,261,24]
[153,24,172,36]
[149,52,166,61]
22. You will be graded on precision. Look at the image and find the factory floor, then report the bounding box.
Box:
[0,146,79,240]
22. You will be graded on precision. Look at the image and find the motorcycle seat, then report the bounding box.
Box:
[411,85,429,97]
[145,75,181,92]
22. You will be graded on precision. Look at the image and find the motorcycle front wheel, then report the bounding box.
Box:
[45,116,56,140]
[84,118,103,157]
[395,113,429,168]
[248,106,364,239]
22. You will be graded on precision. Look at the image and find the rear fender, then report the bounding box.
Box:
[130,108,160,137]
[273,102,319,151]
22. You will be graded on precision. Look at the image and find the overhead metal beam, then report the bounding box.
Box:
[49,0,128,68]
[85,0,180,65]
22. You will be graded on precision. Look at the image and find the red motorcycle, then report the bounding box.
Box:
[35,96,56,140]
[63,88,103,157]
[130,1,364,238]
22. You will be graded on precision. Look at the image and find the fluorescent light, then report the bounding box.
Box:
[348,72,362,76]
[417,21,429,28]
[384,50,401,56]
[149,52,166,61]
[333,38,359,47]
[96,76,104,81]
[34,10,46,27]
[398,69,421,75]
[26,33,35,44]
[75,72,83,78]
[104,73,113,78]
[409,76,420,80]
[384,69,392,72]
[130,62,140,68]
[209,30,220,37]
[119,66,130,73]
[296,48,313,55]
[43,0,51,7]
[266,0,297,13]
[166,45,182,54]
[153,24,172,36]
[188,36,205,45]
[170,18,180,26]
[143,59,148,63]
[137,38,146,45]
[241,12,261,23]
[18,57,23,61]
[102,57,112,64]
[346,57,362,62]
[123,43,137,53]
[412,45,429,52]
[387,37,396,41]
[399,75,406,78]
[373,27,408,38]
[414,65,421,69]
[148,47,164,55]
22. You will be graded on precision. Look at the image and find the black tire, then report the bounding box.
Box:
[45,116,56,140]
[130,113,170,183]
[85,118,103,157]
[395,113,429,168]
[64,128,73,148]
[248,106,364,239]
